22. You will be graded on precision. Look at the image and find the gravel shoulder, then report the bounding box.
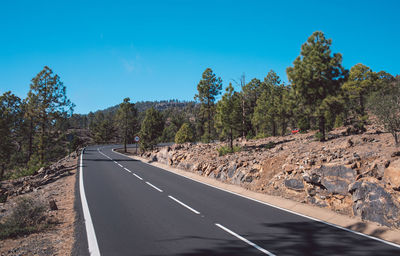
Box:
[0,155,78,256]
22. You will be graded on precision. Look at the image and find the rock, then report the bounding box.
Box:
[384,159,400,188]
[347,139,354,148]
[282,163,296,173]
[364,161,384,180]
[348,180,400,228]
[49,199,58,211]
[302,172,321,185]
[284,179,304,191]
[309,165,356,195]
[232,169,246,185]
[307,187,317,196]
[391,151,400,157]
[227,163,237,178]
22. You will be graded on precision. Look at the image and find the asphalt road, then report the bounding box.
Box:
[78,144,400,256]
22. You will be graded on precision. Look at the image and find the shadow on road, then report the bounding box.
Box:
[149,221,399,256]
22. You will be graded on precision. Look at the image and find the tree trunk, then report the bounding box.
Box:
[281,118,286,136]
[40,118,45,164]
[28,119,33,161]
[124,115,128,153]
[272,119,276,137]
[207,100,211,143]
[393,131,399,146]
[319,115,326,141]
[0,165,4,180]
[242,98,246,140]
[230,127,233,151]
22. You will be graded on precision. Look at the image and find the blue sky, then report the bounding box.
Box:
[1,0,399,114]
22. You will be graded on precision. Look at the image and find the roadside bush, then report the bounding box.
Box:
[314,131,324,141]
[0,197,49,239]
[254,133,269,140]
[217,145,241,156]
[264,141,276,149]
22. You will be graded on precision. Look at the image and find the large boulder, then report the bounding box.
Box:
[384,159,400,189]
[284,179,304,191]
[305,165,356,195]
[349,180,400,228]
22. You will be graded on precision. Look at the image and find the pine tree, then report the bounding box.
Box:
[215,84,242,150]
[90,112,116,144]
[139,107,164,150]
[175,123,194,144]
[116,98,138,152]
[0,92,22,179]
[287,31,347,141]
[342,64,374,132]
[239,77,262,138]
[26,66,74,164]
[252,70,284,137]
[194,68,222,143]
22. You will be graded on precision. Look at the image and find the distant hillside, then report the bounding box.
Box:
[92,100,196,115]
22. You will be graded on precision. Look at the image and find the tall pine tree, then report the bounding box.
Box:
[287,31,347,141]
[116,98,138,152]
[194,68,222,143]
[215,83,242,150]
[26,66,74,164]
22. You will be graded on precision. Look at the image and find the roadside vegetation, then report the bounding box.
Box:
[0,197,50,239]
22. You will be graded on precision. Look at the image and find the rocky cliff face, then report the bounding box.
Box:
[141,127,400,228]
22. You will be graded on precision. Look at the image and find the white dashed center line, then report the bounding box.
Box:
[132,173,143,180]
[145,182,163,192]
[168,195,200,215]
[124,167,131,173]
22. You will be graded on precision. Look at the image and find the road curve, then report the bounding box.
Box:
[77,145,400,256]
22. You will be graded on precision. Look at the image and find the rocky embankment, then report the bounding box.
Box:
[141,127,400,229]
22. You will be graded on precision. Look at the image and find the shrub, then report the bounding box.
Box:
[254,133,269,140]
[0,197,49,239]
[217,145,241,156]
[314,131,325,141]
[264,141,276,149]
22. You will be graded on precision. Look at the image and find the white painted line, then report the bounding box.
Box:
[215,223,275,256]
[113,161,118,164]
[132,173,143,180]
[168,195,200,215]
[79,149,101,256]
[145,182,163,192]
[124,167,131,173]
[117,163,123,167]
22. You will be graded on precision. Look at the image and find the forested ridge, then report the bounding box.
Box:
[1,31,400,180]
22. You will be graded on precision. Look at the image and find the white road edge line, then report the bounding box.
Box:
[80,149,101,256]
[215,223,275,256]
[145,182,163,192]
[111,147,400,249]
[132,173,143,180]
[124,167,132,173]
[168,195,200,215]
